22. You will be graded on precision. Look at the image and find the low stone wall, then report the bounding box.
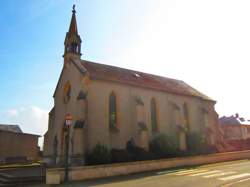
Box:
[46,150,250,184]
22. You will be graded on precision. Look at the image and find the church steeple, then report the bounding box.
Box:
[64,5,82,59]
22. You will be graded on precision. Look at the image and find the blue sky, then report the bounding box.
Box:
[0,0,152,110]
[1,0,250,144]
[0,0,153,140]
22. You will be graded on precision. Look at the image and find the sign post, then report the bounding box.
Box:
[64,113,72,182]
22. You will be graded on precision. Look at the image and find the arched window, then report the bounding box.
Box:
[63,81,71,104]
[53,135,58,164]
[53,135,58,155]
[151,98,158,132]
[183,103,190,130]
[109,93,117,128]
[71,42,78,53]
[203,109,209,128]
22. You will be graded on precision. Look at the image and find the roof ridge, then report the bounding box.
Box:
[0,124,19,126]
[81,59,183,82]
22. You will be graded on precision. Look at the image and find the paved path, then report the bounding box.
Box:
[32,159,250,187]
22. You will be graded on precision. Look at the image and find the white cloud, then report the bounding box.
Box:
[1,106,48,148]
[6,109,19,117]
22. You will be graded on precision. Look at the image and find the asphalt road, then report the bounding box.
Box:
[33,159,250,187]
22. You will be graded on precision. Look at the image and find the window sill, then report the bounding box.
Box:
[152,129,159,134]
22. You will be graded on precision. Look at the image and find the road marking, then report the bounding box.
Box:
[189,170,221,177]
[203,171,236,178]
[199,160,249,169]
[157,169,186,175]
[219,173,250,181]
[220,177,250,187]
[175,169,208,175]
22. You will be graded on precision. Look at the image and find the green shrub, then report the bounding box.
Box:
[85,143,111,165]
[149,133,181,158]
[111,149,133,163]
[126,140,156,161]
[186,131,208,154]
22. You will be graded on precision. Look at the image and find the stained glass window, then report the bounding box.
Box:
[151,98,157,132]
[63,81,71,104]
[109,93,117,128]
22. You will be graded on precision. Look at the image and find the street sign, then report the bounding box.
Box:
[65,113,73,127]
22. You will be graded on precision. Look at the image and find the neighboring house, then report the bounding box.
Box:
[219,114,250,140]
[43,6,220,166]
[0,124,40,164]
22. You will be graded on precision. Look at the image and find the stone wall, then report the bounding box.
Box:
[46,150,250,184]
[86,79,218,151]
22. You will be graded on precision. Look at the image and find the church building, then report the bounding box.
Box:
[43,6,220,165]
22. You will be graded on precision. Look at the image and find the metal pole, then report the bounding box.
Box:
[64,126,70,182]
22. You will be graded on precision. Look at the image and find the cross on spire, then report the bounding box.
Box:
[68,4,78,36]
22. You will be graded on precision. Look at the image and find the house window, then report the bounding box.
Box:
[109,93,117,128]
[151,98,158,132]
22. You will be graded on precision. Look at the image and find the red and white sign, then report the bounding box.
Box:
[65,113,73,127]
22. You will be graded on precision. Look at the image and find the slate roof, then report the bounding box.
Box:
[219,115,250,126]
[0,124,22,133]
[71,59,214,102]
[0,124,40,137]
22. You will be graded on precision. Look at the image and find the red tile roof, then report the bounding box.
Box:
[72,59,214,102]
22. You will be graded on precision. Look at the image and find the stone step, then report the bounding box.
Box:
[0,176,9,183]
[0,166,45,186]
[0,174,44,186]
[0,173,12,179]
[0,182,15,186]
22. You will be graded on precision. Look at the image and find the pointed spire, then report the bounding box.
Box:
[64,5,82,58]
[68,4,78,36]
